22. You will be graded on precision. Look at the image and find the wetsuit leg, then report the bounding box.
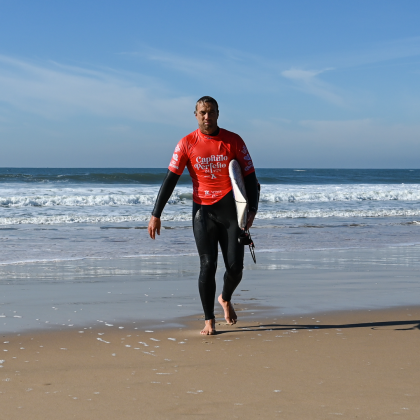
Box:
[193,202,219,320]
[212,192,244,302]
[193,192,244,317]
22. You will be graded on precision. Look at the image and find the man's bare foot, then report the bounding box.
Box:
[218,294,237,325]
[200,318,216,335]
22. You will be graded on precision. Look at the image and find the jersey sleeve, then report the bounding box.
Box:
[235,136,255,176]
[168,138,189,175]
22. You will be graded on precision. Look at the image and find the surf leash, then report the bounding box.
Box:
[238,229,256,264]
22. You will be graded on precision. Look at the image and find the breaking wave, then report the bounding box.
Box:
[260,184,420,203]
[0,191,193,208]
[1,184,420,208]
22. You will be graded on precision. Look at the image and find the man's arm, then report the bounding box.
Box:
[148,170,180,239]
[244,171,259,230]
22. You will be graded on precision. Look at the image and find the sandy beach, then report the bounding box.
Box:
[1,306,419,419]
[1,245,420,418]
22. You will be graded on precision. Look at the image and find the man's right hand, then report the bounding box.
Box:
[148,216,161,239]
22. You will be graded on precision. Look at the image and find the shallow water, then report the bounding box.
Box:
[1,216,420,265]
[1,245,419,334]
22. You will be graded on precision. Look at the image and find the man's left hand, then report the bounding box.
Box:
[246,210,256,230]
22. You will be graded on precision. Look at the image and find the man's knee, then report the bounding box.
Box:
[199,254,217,281]
[226,261,243,280]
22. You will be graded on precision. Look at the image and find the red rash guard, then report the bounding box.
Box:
[168,128,255,205]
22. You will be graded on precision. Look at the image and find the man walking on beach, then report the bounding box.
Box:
[148,96,259,335]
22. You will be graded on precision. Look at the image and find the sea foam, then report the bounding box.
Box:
[1,184,419,208]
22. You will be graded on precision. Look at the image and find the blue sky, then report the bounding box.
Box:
[1,0,419,168]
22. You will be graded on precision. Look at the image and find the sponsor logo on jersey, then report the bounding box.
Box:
[172,153,179,162]
[201,189,222,198]
[210,190,222,196]
[169,161,179,169]
[244,153,252,161]
[194,154,228,173]
[195,161,227,172]
[244,164,254,171]
[175,145,181,152]
[241,146,248,155]
[196,155,228,164]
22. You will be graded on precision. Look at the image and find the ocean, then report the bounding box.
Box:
[1,167,420,332]
[1,168,420,265]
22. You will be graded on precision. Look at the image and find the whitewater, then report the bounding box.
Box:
[1,168,420,264]
[2,183,420,225]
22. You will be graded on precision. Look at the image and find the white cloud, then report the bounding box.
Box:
[0,55,193,125]
[281,68,326,81]
[126,47,218,77]
[123,46,286,94]
[127,46,350,105]
[337,36,420,69]
[122,37,420,108]
[281,67,343,105]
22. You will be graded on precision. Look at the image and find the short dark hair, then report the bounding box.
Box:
[195,96,219,114]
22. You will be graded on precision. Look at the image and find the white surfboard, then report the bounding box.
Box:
[229,160,248,229]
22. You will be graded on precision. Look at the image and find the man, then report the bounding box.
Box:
[148,96,259,335]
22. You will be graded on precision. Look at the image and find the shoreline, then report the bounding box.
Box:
[3,238,420,267]
[1,244,420,334]
[2,302,420,338]
[2,301,420,338]
[1,306,419,419]
[2,215,420,266]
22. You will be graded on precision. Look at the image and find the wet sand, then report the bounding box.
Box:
[1,306,420,419]
[1,245,420,418]
[2,245,420,334]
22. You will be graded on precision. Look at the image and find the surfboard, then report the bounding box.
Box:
[229,160,257,263]
[229,159,248,229]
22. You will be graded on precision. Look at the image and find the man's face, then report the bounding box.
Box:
[195,102,219,134]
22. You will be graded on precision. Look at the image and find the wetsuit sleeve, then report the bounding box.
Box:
[244,171,259,213]
[151,170,181,218]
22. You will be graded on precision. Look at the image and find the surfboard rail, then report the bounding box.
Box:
[228,159,248,229]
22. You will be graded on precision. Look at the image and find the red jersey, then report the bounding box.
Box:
[168,128,255,205]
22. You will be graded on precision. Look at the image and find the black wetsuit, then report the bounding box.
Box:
[152,129,259,320]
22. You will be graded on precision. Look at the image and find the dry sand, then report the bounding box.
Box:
[1,306,419,419]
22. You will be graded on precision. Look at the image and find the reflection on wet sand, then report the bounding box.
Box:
[0,245,419,333]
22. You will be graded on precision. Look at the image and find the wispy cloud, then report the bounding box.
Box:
[122,46,286,94]
[335,36,420,69]
[0,55,193,125]
[126,47,219,78]
[124,47,350,106]
[281,68,327,81]
[2,35,419,128]
[280,67,344,105]
[124,36,420,107]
